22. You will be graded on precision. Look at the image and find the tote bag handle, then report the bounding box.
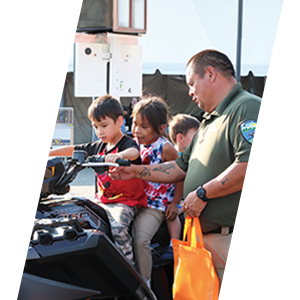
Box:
[182,215,192,241]
[190,216,204,249]
[184,215,205,249]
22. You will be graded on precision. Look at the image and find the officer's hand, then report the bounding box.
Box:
[182,190,207,218]
[108,165,136,181]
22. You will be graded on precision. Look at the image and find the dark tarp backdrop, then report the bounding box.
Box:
[63,71,266,144]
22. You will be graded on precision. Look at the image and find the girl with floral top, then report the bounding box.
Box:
[131,96,183,286]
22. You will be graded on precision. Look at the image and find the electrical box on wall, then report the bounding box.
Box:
[73,34,143,99]
[110,44,143,97]
[74,42,110,97]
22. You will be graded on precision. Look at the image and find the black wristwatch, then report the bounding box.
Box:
[196,186,209,202]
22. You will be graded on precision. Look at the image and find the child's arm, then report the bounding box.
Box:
[161,142,179,162]
[162,142,184,220]
[49,146,75,157]
[165,180,184,221]
[105,147,140,163]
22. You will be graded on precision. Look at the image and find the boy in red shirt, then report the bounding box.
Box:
[50,95,147,267]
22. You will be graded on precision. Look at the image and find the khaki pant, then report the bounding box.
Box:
[203,232,232,286]
[132,207,165,281]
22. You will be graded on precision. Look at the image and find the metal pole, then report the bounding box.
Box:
[92,96,98,142]
[236,0,243,82]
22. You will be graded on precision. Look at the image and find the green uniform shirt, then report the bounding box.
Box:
[176,83,261,233]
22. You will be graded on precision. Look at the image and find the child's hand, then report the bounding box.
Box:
[165,203,178,221]
[105,153,123,163]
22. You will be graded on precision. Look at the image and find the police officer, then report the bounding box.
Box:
[109,49,261,285]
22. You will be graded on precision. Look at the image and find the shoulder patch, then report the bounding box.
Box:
[240,120,257,144]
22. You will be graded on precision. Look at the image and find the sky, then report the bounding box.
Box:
[68,0,284,76]
[139,0,284,76]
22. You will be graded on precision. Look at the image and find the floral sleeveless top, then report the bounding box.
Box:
[138,136,175,211]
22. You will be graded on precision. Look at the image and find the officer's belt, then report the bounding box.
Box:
[204,226,234,235]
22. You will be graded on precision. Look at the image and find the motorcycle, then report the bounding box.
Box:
[18,150,178,300]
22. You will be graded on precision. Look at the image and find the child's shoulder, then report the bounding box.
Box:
[116,135,139,151]
[160,137,179,162]
[158,136,173,147]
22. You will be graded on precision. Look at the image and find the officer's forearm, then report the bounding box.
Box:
[204,162,248,199]
[134,161,186,183]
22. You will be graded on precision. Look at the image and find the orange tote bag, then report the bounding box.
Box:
[172,216,219,300]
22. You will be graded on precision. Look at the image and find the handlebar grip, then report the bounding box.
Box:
[116,158,131,166]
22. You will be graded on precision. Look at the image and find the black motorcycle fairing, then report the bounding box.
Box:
[23,231,150,299]
[19,273,101,300]
[22,201,155,300]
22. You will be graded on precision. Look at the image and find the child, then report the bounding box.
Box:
[130,96,184,284]
[169,113,200,154]
[49,95,147,267]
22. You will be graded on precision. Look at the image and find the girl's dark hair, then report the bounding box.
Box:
[132,96,169,135]
[88,95,124,122]
[187,49,235,78]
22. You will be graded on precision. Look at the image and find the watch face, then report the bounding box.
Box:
[197,187,205,199]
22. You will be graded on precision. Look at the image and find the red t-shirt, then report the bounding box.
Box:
[75,136,147,208]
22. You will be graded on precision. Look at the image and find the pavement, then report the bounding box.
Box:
[69,168,96,199]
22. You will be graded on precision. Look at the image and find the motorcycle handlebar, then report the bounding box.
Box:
[42,151,132,200]
[115,158,131,167]
[84,153,131,167]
